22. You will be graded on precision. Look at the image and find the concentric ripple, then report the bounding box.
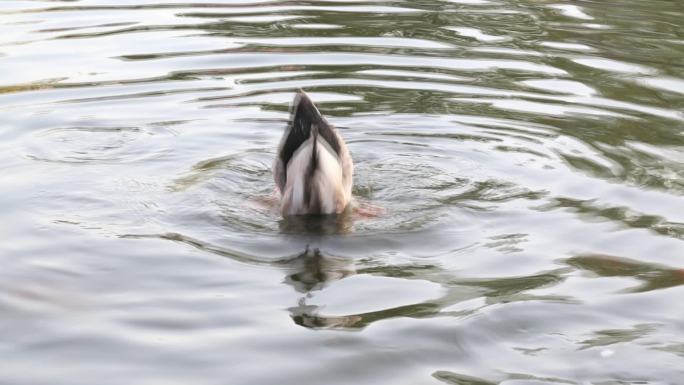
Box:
[24,126,155,163]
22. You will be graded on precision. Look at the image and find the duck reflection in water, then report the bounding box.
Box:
[278,209,354,235]
[283,247,446,330]
[284,247,363,329]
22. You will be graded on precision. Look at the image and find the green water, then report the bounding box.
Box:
[1,1,683,384]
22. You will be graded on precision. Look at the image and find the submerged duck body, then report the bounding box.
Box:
[273,91,353,216]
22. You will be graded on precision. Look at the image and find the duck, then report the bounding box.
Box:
[273,90,353,216]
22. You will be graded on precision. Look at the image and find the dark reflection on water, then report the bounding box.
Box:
[1,0,684,384]
[279,212,354,235]
[285,247,444,330]
[285,247,361,328]
[566,254,684,294]
[284,247,355,293]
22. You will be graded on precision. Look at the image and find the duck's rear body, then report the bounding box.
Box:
[273,91,353,216]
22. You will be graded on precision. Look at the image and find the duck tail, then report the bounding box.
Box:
[308,123,319,179]
[303,123,320,211]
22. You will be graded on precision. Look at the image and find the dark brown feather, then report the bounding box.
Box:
[278,91,342,170]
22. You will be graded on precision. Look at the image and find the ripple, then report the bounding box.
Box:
[444,27,509,42]
[356,69,469,82]
[2,1,684,384]
[234,36,454,49]
[635,76,684,96]
[539,41,594,52]
[444,0,495,4]
[519,79,597,96]
[177,5,424,18]
[565,254,684,293]
[549,4,594,20]
[291,23,343,30]
[452,98,633,119]
[115,52,568,77]
[306,274,445,317]
[572,57,658,75]
[223,15,305,23]
[22,126,162,164]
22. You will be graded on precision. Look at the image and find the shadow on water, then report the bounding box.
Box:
[278,211,354,235]
[290,299,442,330]
[283,246,355,293]
[566,254,684,293]
[433,371,498,385]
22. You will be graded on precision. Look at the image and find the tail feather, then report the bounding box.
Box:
[304,124,319,211]
[309,124,318,178]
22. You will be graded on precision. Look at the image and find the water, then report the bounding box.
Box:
[1,1,683,384]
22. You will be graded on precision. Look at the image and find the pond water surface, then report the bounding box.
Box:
[1,1,683,384]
